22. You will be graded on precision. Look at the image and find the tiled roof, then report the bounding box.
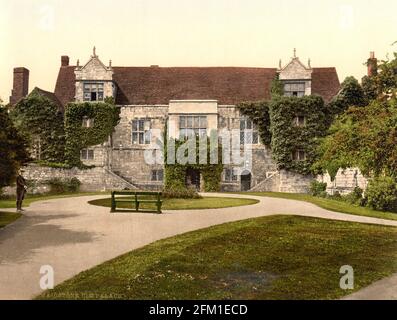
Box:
[311,68,340,102]
[54,66,76,108]
[53,65,340,106]
[112,67,277,105]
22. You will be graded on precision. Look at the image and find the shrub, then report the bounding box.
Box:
[47,177,81,194]
[327,190,342,201]
[343,186,363,206]
[310,181,327,197]
[163,187,202,199]
[366,176,397,212]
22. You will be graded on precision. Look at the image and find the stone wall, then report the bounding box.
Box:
[317,168,368,195]
[3,164,134,195]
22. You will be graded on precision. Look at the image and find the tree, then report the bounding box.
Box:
[315,99,397,179]
[0,101,30,188]
[362,52,397,100]
[329,76,366,116]
[10,90,65,162]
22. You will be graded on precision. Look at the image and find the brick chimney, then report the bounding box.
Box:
[367,51,378,77]
[9,67,29,105]
[61,55,69,67]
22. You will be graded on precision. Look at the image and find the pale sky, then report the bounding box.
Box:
[1,0,397,103]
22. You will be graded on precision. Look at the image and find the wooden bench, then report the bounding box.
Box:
[110,190,163,214]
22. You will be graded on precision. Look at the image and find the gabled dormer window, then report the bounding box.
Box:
[284,82,305,97]
[83,83,104,101]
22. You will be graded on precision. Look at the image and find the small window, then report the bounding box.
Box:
[292,150,306,161]
[292,116,306,127]
[151,169,163,181]
[132,119,151,145]
[82,117,94,128]
[240,118,259,145]
[80,149,94,160]
[83,82,104,101]
[224,168,238,182]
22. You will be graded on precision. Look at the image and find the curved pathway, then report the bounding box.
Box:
[0,193,396,300]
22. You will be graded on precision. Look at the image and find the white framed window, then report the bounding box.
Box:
[82,116,94,128]
[81,149,94,160]
[284,82,305,97]
[224,168,238,182]
[179,115,207,139]
[292,115,306,127]
[83,82,104,101]
[132,119,151,145]
[151,169,164,182]
[292,149,306,161]
[240,118,259,145]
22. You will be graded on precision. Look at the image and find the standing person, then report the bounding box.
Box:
[16,170,27,212]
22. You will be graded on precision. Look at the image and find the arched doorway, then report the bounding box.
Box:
[240,170,252,191]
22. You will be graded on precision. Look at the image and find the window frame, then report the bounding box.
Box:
[283,82,306,97]
[82,116,94,128]
[292,149,306,161]
[83,82,104,102]
[80,149,94,160]
[292,115,306,127]
[132,119,151,145]
[240,117,259,145]
[179,115,207,140]
[224,168,238,182]
[151,169,164,182]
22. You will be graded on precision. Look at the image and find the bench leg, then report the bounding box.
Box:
[135,201,139,212]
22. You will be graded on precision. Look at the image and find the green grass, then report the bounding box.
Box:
[238,192,397,221]
[89,196,259,211]
[37,215,397,300]
[0,192,106,209]
[0,211,21,228]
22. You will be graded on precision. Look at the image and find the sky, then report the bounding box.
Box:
[1,0,397,103]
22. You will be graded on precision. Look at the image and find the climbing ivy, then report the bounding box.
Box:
[237,101,272,146]
[11,90,65,162]
[64,100,120,167]
[269,95,328,175]
[164,133,223,192]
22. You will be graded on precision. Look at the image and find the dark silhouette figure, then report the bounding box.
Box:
[16,172,27,212]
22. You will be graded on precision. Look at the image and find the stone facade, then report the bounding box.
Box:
[9,49,343,194]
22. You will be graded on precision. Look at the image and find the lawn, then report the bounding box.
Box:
[0,192,105,209]
[89,196,259,211]
[0,211,21,228]
[239,192,397,221]
[38,215,397,300]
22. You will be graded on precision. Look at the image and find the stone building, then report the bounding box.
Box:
[9,48,342,192]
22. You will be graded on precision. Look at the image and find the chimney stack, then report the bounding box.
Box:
[61,55,69,67]
[9,67,29,105]
[367,51,377,77]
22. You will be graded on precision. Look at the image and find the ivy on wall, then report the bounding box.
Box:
[163,134,223,192]
[64,99,120,167]
[11,90,65,162]
[237,101,272,146]
[269,95,327,175]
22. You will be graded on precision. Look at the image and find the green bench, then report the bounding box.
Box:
[110,190,163,214]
